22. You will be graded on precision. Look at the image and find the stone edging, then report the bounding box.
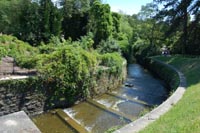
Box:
[114,59,187,133]
[0,111,41,133]
[0,76,30,81]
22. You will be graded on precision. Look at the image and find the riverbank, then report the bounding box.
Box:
[140,55,200,133]
[33,63,168,133]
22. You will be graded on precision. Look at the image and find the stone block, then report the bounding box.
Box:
[25,96,32,100]
[0,88,6,93]
[27,105,35,110]
[9,104,16,108]
[0,100,4,107]
[25,102,31,107]
[0,95,5,99]
[6,93,13,98]
[0,111,41,133]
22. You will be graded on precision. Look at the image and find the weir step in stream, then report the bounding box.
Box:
[106,92,153,107]
[86,99,133,122]
[32,64,168,133]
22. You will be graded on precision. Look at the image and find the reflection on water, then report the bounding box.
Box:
[33,64,168,133]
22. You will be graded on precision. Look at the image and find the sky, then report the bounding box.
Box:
[102,0,154,15]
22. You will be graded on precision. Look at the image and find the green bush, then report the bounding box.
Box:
[36,45,98,104]
[97,39,121,54]
[0,34,126,107]
[117,35,132,62]
[0,46,7,59]
[76,32,94,50]
[100,52,124,75]
[133,38,159,62]
[0,34,38,68]
[38,44,58,54]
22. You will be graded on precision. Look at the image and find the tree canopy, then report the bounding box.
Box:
[0,0,199,56]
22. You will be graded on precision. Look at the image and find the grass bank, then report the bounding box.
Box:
[140,55,200,133]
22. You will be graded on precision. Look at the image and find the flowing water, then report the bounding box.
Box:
[32,64,168,133]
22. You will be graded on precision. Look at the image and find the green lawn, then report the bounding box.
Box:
[140,55,200,133]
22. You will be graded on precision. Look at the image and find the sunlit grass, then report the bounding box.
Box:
[140,55,200,133]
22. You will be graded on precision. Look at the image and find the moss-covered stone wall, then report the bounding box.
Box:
[0,61,127,116]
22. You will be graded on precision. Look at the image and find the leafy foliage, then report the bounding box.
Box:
[89,1,113,47]
[61,0,90,40]
[154,0,200,54]
[97,39,121,54]
[39,0,62,43]
[0,0,22,35]
[19,0,41,45]
[0,34,38,67]
[0,34,125,105]
[99,52,124,75]
[0,46,7,59]
[36,45,98,103]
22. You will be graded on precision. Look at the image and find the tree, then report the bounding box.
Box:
[112,12,121,33]
[89,1,113,47]
[40,0,53,42]
[0,0,22,35]
[112,12,121,38]
[125,2,170,59]
[154,0,199,54]
[39,0,62,43]
[19,0,41,45]
[50,5,62,37]
[61,0,90,40]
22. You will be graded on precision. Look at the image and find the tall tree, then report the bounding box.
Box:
[127,2,169,58]
[0,0,22,35]
[19,0,41,45]
[39,0,62,42]
[112,12,121,36]
[154,0,199,54]
[185,0,200,54]
[40,0,53,42]
[50,5,62,37]
[89,1,113,47]
[61,0,90,40]
[132,3,165,49]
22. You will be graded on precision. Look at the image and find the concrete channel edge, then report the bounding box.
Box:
[114,59,187,133]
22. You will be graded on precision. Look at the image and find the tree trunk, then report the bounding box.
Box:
[182,1,189,54]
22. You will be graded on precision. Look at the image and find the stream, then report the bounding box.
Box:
[32,64,168,133]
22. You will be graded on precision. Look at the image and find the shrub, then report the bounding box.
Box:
[0,34,38,68]
[0,34,126,107]
[100,52,124,75]
[0,46,7,59]
[36,45,98,104]
[97,39,121,54]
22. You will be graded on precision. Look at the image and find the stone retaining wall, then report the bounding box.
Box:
[0,111,41,133]
[0,57,36,77]
[0,61,127,116]
[91,61,127,97]
[0,57,14,75]
[0,83,45,116]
